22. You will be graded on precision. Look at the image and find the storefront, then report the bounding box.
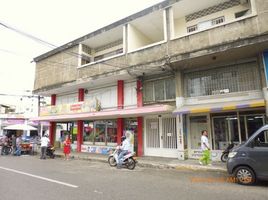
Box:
[32,101,174,156]
[174,100,266,161]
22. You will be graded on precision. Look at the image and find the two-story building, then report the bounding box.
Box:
[32,0,268,160]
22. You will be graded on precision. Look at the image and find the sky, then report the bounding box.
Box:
[0,0,164,105]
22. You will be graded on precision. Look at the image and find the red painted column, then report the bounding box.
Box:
[117,80,124,144]
[49,94,56,145]
[137,79,143,107]
[137,117,143,156]
[117,118,124,145]
[117,80,124,109]
[137,79,143,156]
[77,88,84,152]
[78,88,84,102]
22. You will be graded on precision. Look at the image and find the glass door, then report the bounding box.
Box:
[189,116,209,149]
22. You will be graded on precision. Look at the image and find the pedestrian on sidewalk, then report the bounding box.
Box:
[199,130,211,165]
[40,134,50,159]
[14,135,22,156]
[11,134,17,155]
[63,135,71,160]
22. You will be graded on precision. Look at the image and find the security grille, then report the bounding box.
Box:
[146,118,160,148]
[162,117,177,149]
[212,16,225,25]
[184,61,261,97]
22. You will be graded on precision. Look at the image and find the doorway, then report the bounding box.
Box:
[144,115,177,158]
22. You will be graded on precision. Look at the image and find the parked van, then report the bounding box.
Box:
[227,125,268,185]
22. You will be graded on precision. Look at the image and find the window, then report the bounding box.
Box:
[184,61,261,97]
[235,10,249,18]
[252,131,268,148]
[212,16,225,25]
[187,16,225,33]
[84,120,117,145]
[143,77,175,103]
[187,25,198,33]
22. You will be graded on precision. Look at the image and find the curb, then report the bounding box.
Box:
[54,153,226,172]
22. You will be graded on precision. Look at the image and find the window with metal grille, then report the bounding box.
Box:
[143,77,175,103]
[184,61,261,97]
[187,25,198,33]
[212,16,225,25]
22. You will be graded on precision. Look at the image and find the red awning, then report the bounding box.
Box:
[30,105,174,122]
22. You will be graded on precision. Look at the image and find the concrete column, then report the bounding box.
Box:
[136,79,143,156]
[137,79,143,107]
[117,118,124,145]
[137,117,143,157]
[49,94,56,145]
[175,70,185,108]
[117,81,124,144]
[117,80,124,109]
[77,88,84,152]
[175,71,186,160]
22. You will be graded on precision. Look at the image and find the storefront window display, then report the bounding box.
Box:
[124,118,138,152]
[82,120,117,145]
[211,112,265,150]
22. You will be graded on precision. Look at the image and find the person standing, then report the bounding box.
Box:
[63,135,71,160]
[199,130,211,165]
[14,135,22,156]
[40,134,50,159]
[11,135,17,155]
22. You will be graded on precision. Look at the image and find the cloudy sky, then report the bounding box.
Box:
[0,0,163,104]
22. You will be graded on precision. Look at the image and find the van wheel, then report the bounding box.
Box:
[234,166,256,185]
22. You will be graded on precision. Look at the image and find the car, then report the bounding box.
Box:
[227,125,268,185]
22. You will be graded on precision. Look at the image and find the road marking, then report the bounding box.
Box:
[0,166,78,188]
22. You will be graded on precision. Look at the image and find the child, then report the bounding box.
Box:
[63,135,71,160]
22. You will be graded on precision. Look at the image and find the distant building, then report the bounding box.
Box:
[32,0,268,160]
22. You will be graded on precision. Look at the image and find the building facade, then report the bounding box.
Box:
[32,0,268,160]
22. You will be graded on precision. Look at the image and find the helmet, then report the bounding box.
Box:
[121,135,126,142]
[44,133,48,137]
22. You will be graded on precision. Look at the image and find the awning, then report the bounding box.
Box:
[4,124,37,131]
[173,99,265,115]
[31,105,174,122]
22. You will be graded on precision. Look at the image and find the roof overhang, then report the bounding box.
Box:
[173,99,265,115]
[31,104,174,122]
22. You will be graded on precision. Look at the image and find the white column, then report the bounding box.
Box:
[177,114,186,160]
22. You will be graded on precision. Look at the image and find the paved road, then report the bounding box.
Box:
[0,155,267,200]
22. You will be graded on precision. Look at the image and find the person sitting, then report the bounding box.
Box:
[117,134,131,169]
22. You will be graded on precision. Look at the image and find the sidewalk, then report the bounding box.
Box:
[54,150,226,172]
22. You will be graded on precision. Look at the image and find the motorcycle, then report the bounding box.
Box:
[46,145,55,159]
[108,146,137,170]
[1,141,12,155]
[221,143,234,162]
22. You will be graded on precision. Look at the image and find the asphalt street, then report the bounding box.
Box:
[0,155,267,200]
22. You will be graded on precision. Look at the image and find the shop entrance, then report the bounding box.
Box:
[212,113,265,150]
[144,115,178,158]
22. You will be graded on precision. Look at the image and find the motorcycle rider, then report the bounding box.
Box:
[117,132,131,169]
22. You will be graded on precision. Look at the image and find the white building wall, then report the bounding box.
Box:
[56,93,77,105]
[85,86,117,109]
[127,24,153,52]
[124,82,137,108]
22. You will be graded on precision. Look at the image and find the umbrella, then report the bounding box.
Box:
[3,124,37,131]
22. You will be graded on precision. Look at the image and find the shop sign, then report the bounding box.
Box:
[188,149,222,161]
[81,145,115,155]
[40,99,101,116]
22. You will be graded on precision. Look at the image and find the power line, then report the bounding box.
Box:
[0,20,127,69]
